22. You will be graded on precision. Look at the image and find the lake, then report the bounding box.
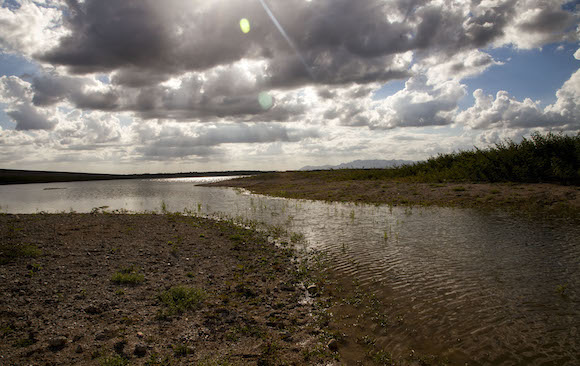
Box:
[1,177,579,365]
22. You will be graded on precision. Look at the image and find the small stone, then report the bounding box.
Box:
[48,336,67,349]
[134,343,147,357]
[307,284,318,295]
[327,339,339,352]
[136,331,144,338]
[75,345,84,353]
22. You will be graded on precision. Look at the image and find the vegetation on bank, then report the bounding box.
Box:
[297,132,580,185]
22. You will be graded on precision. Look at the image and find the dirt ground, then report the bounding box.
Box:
[209,173,580,218]
[0,213,336,366]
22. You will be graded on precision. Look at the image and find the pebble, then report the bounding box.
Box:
[136,331,145,338]
[307,284,318,295]
[74,345,83,353]
[327,339,339,352]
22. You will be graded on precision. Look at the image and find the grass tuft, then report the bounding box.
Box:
[111,265,144,285]
[98,354,129,366]
[159,286,206,314]
[0,243,41,264]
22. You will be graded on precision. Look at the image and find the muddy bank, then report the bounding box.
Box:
[208,172,580,217]
[0,213,336,365]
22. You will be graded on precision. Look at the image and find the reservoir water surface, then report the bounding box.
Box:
[1,177,578,365]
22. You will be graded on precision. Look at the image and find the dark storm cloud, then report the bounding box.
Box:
[40,0,268,78]
[39,0,420,89]
[518,6,576,34]
[23,0,578,125]
[31,74,119,110]
[7,103,57,130]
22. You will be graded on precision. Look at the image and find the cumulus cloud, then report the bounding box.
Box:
[498,0,579,49]
[3,0,576,126]
[323,75,466,129]
[458,69,580,130]
[0,0,65,56]
[420,50,503,84]
[7,103,57,130]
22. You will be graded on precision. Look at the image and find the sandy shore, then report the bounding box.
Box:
[0,213,336,365]
[208,172,580,218]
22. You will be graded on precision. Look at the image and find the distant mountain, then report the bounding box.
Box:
[300,159,414,171]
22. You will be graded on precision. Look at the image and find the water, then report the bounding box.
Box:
[1,178,579,365]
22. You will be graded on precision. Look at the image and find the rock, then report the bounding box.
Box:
[134,343,147,357]
[327,339,339,352]
[48,336,67,349]
[136,331,145,339]
[75,345,84,353]
[307,284,318,295]
[94,329,115,341]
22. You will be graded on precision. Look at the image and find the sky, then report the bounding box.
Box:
[0,0,579,174]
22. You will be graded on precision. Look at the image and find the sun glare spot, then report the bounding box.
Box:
[240,18,251,34]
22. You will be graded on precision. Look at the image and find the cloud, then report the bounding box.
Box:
[3,0,576,127]
[0,0,579,171]
[420,50,503,84]
[7,103,57,130]
[458,69,580,130]
[0,75,32,102]
[31,74,119,110]
[0,0,65,56]
[499,0,579,49]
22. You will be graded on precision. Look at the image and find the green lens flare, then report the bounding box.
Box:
[258,92,273,110]
[240,18,251,34]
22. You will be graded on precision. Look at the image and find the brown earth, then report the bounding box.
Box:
[208,172,580,218]
[0,213,336,366]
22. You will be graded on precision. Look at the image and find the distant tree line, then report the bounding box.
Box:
[309,132,580,184]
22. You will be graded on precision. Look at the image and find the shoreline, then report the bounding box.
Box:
[0,213,336,365]
[208,172,580,218]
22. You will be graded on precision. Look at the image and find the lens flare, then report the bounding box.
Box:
[240,18,251,34]
[258,92,273,110]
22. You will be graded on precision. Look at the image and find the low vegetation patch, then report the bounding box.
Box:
[111,265,144,285]
[98,354,129,366]
[158,286,206,315]
[0,243,41,264]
